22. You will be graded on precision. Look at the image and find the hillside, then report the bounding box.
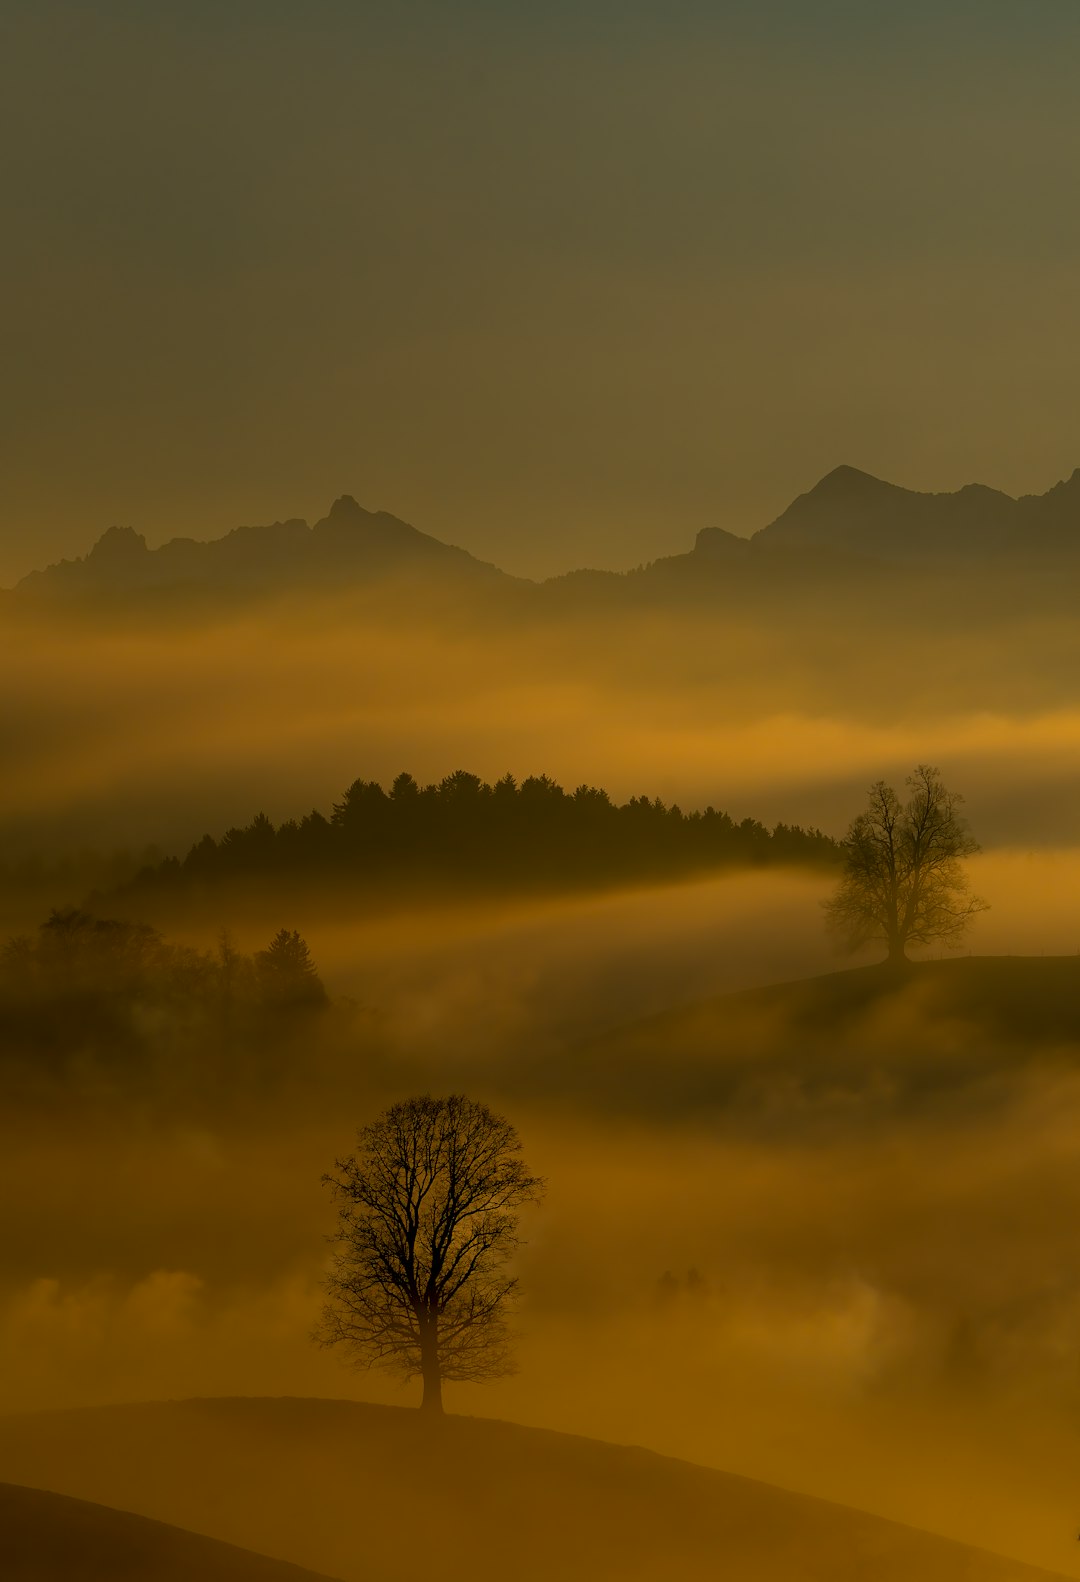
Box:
[551,956,1080,1124]
[0,1398,1069,1582]
[610,955,1080,1050]
[0,1480,340,1582]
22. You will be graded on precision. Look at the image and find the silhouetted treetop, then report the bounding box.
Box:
[255,928,327,1004]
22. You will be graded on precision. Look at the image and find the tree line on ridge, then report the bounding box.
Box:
[125,769,838,899]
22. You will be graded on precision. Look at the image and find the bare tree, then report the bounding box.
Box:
[824,765,988,964]
[316,1094,544,1414]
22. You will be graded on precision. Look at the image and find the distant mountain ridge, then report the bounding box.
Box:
[11,466,1080,602]
[750,463,1080,563]
[14,494,509,598]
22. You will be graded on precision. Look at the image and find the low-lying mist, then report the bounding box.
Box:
[7,557,1080,1573]
[4,588,1080,864]
[3,855,1080,1571]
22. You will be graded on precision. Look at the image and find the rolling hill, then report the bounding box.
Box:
[555,956,1080,1125]
[0,1397,1070,1582]
[0,1479,340,1582]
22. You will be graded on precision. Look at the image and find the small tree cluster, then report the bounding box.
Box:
[0,911,326,1080]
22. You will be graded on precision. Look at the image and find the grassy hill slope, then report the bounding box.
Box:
[0,1398,1069,1582]
[551,956,1080,1124]
[0,1479,340,1582]
[700,956,1080,1038]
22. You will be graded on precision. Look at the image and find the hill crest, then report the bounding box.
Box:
[0,1396,1069,1582]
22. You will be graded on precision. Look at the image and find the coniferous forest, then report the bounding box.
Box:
[122,770,837,903]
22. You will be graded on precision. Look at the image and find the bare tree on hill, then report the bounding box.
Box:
[316,1094,544,1414]
[824,765,988,965]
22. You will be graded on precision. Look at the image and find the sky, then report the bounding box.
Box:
[3,0,1080,585]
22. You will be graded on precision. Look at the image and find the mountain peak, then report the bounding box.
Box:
[751,462,1080,565]
[327,494,363,520]
[808,465,896,498]
[87,525,148,561]
[956,482,1008,498]
[693,526,750,560]
[1038,466,1080,499]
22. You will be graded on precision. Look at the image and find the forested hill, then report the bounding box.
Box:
[120,770,838,902]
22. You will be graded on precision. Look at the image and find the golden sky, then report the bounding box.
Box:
[3,1,1080,584]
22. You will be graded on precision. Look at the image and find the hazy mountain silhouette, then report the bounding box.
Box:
[0,1480,341,1581]
[750,464,1080,564]
[617,464,1080,597]
[0,1399,1067,1582]
[14,495,508,600]
[10,467,1080,606]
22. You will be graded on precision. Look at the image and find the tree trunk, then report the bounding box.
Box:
[886,936,908,966]
[419,1316,443,1415]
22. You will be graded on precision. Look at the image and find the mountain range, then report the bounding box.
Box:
[750,463,1080,563]
[10,465,1080,604]
[12,493,506,599]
